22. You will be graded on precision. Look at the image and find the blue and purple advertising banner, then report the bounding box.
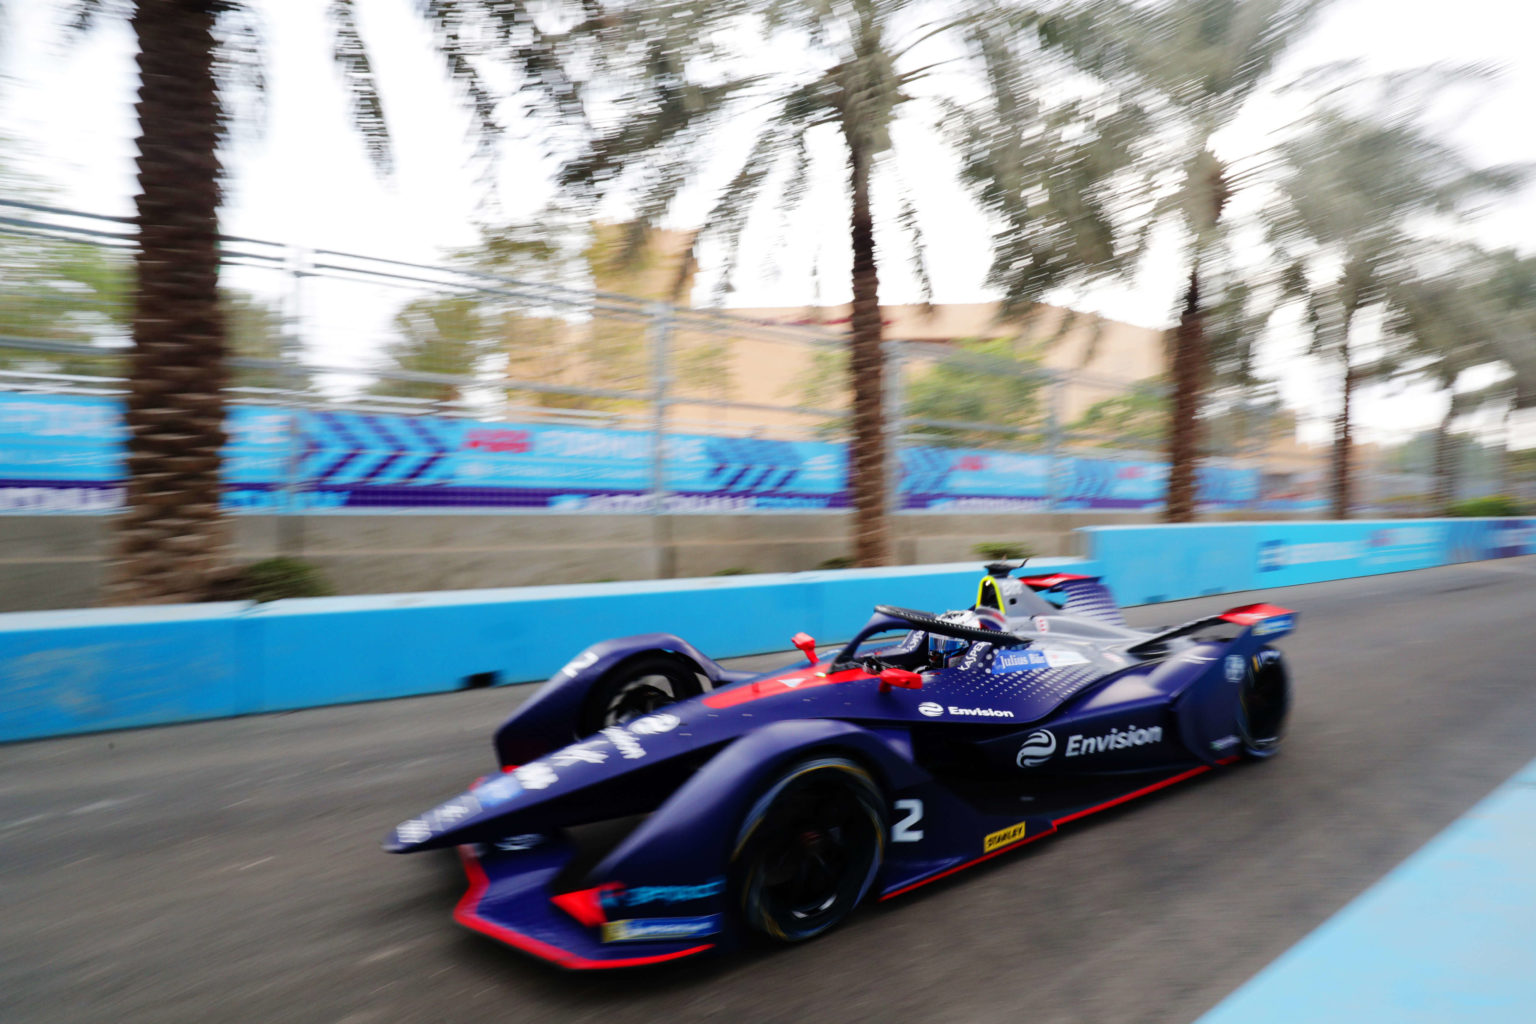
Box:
[0,393,1258,513]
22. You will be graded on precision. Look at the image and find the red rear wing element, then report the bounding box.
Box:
[1219,603,1296,627]
[1019,573,1097,590]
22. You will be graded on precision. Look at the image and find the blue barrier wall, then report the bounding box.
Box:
[4,517,1533,745]
[0,603,260,739]
[0,559,1093,742]
[1086,518,1535,606]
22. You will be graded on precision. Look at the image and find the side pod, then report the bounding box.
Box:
[583,720,928,893]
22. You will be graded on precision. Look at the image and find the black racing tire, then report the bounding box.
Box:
[732,756,885,943]
[1237,648,1290,759]
[578,653,703,735]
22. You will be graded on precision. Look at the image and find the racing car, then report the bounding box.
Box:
[384,563,1294,969]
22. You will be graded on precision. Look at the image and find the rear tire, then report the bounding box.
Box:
[578,653,702,736]
[732,757,885,943]
[1237,648,1290,759]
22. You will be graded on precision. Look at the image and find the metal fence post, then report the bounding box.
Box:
[1045,371,1063,512]
[278,246,310,556]
[884,339,906,518]
[649,301,674,578]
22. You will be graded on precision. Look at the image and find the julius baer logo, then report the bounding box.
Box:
[1015,724,1162,767]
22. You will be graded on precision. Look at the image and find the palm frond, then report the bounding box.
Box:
[214,5,268,144]
[63,0,122,34]
[416,1,505,164]
[326,0,393,174]
[699,125,791,304]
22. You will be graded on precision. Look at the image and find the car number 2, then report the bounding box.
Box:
[892,798,924,842]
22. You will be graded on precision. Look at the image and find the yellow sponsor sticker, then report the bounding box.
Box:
[983,821,1028,853]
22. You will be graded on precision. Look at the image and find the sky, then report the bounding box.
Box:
[1,0,1533,450]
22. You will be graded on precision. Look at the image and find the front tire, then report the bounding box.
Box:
[578,653,702,735]
[732,757,885,943]
[1237,648,1290,759]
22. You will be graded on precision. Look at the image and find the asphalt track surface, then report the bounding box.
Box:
[4,557,1536,1024]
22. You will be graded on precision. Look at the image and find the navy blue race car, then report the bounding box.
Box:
[384,564,1294,969]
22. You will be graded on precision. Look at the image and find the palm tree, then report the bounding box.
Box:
[1384,257,1504,512]
[1027,0,1331,521]
[557,1,1126,565]
[1464,250,1536,497]
[38,0,586,603]
[1268,101,1526,518]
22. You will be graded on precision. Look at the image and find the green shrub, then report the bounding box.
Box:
[972,541,1034,561]
[710,566,755,576]
[1446,495,1530,517]
[227,557,335,602]
[817,556,856,570]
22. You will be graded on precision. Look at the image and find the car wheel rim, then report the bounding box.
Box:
[741,766,883,940]
[1239,652,1288,751]
[603,675,675,727]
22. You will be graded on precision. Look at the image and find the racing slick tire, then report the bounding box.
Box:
[579,652,703,734]
[732,756,885,943]
[1236,648,1290,760]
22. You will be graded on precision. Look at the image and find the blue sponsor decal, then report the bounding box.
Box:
[603,879,724,909]
[1257,539,1286,572]
[601,914,722,943]
[1251,614,1295,637]
[992,648,1049,673]
[472,773,523,806]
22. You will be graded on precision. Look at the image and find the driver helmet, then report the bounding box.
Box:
[930,609,984,665]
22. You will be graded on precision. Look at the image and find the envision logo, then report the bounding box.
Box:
[917,701,945,717]
[1065,725,1162,756]
[1016,730,1057,767]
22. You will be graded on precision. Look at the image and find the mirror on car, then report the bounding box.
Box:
[791,631,818,665]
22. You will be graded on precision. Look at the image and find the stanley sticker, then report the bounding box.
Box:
[983,821,1028,853]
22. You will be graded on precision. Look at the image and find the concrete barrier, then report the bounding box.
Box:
[1086,518,1535,606]
[0,558,1093,743]
[0,603,260,740]
[4,517,1532,745]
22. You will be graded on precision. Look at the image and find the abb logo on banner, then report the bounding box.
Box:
[955,456,986,472]
[463,429,533,454]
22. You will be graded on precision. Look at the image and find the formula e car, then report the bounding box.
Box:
[384,564,1294,969]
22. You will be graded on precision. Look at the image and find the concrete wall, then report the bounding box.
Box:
[5,517,1532,744]
[1,559,1093,743]
[0,509,1314,612]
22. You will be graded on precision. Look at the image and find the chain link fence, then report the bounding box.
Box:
[0,198,1445,519]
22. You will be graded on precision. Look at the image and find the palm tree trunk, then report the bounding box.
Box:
[107,0,229,603]
[1330,335,1354,520]
[847,141,890,566]
[1163,269,1204,523]
[1432,397,1456,515]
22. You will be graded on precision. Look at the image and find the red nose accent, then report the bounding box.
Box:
[550,884,618,927]
[792,632,818,665]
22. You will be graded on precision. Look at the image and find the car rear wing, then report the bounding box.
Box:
[1016,572,1128,627]
[1125,602,1296,657]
